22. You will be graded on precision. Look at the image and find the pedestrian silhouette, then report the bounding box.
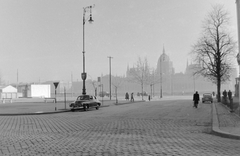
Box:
[223,90,227,103]
[228,90,232,101]
[193,91,200,108]
[125,92,129,101]
[131,93,134,102]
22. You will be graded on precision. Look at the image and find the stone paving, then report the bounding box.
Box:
[0,99,240,155]
[0,97,143,114]
[215,102,240,135]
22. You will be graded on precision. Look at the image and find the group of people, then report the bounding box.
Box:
[125,92,134,102]
[222,90,232,101]
[193,89,232,108]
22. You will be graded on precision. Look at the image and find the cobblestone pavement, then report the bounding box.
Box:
[0,100,240,156]
[215,102,240,135]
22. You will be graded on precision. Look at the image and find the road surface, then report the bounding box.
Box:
[0,99,239,155]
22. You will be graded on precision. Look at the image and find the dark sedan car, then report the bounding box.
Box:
[69,95,101,111]
[202,93,213,103]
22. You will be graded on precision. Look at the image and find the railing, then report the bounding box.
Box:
[44,98,56,103]
[2,98,13,103]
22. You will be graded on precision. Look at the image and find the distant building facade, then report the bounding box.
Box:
[9,47,236,98]
[124,46,237,96]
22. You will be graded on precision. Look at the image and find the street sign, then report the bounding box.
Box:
[53,82,59,89]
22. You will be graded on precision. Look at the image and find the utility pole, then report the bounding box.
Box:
[107,56,113,100]
[160,59,163,98]
[71,72,73,97]
[17,69,19,98]
[17,69,18,84]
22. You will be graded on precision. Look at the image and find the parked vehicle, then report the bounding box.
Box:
[202,93,213,103]
[99,91,110,97]
[137,91,148,96]
[69,95,101,111]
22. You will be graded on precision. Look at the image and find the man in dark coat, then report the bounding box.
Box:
[125,92,129,101]
[193,91,200,108]
[228,90,232,101]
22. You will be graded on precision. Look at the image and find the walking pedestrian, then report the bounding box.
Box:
[223,90,227,104]
[193,91,200,108]
[228,90,232,101]
[148,95,151,101]
[131,92,134,102]
[125,92,129,101]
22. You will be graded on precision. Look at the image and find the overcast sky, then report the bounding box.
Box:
[0,0,238,83]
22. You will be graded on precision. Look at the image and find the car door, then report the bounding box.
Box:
[76,96,82,105]
[92,96,98,106]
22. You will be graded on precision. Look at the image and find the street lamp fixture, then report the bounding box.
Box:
[82,5,94,95]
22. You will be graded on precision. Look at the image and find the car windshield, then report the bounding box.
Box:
[203,93,212,97]
[79,95,90,100]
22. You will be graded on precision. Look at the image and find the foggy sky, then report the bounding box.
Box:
[0,0,237,84]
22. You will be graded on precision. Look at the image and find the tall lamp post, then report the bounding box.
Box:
[160,58,163,98]
[82,5,94,95]
[236,0,240,115]
[108,56,113,100]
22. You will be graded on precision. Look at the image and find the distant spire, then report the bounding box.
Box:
[161,44,166,62]
[163,44,165,54]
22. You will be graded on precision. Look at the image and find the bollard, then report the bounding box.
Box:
[227,98,230,107]
[230,98,234,113]
[222,96,227,105]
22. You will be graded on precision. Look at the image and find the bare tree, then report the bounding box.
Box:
[147,68,160,98]
[128,57,151,100]
[89,80,98,96]
[191,5,236,102]
[112,75,124,103]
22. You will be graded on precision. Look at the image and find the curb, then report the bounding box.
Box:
[114,100,146,105]
[211,102,240,140]
[0,110,71,116]
[0,104,111,116]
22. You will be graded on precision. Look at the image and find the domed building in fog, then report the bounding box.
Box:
[125,46,237,97]
[155,47,174,95]
[156,47,174,76]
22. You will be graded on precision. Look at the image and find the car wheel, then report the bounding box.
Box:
[71,109,75,112]
[96,104,100,110]
[211,101,213,103]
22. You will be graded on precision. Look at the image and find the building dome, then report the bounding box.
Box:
[158,46,170,63]
[157,46,170,70]
[159,52,170,62]
[156,46,174,76]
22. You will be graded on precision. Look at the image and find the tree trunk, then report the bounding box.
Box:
[217,79,221,102]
